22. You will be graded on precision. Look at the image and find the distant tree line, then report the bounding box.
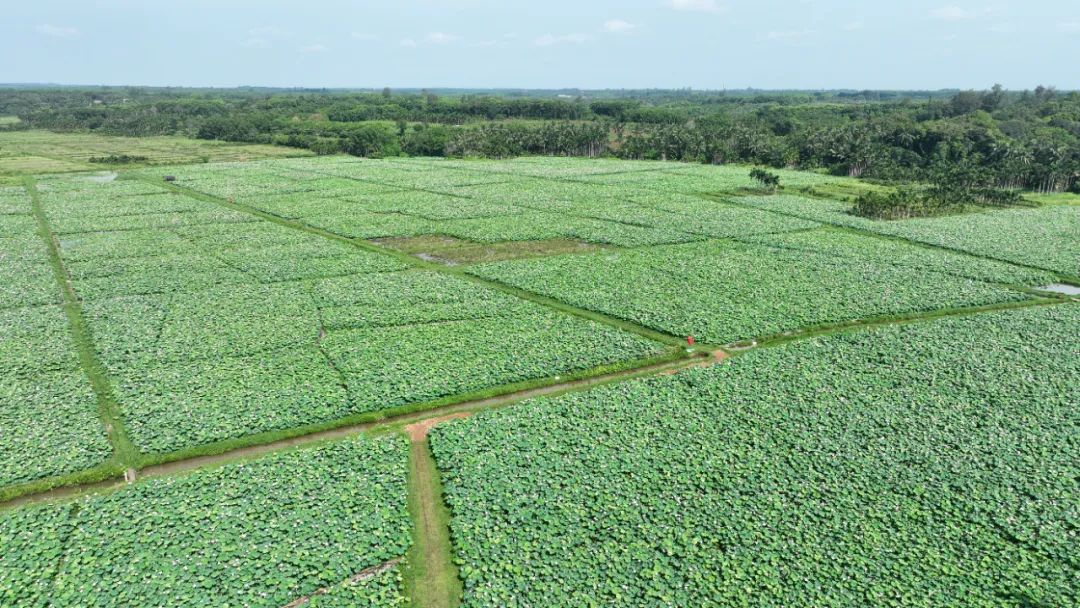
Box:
[4,85,1078,193]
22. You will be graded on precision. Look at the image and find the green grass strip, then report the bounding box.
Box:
[726,296,1070,353]
[404,434,463,608]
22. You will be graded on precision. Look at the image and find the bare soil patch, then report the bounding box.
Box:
[405,413,472,443]
[658,349,728,376]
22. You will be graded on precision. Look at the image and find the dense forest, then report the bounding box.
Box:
[2,85,1078,198]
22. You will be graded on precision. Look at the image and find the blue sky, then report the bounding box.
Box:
[3,0,1079,90]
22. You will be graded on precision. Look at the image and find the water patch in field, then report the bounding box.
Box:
[1036,283,1080,296]
[415,252,456,266]
[81,172,118,183]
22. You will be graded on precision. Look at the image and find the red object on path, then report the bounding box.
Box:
[686,335,695,346]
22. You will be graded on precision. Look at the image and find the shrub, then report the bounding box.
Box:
[749,167,780,192]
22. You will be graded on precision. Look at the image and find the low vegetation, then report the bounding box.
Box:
[86,154,148,164]
[0,130,308,178]
[471,233,1039,344]
[749,167,780,192]
[0,436,412,607]
[431,304,1080,607]
[852,170,1027,220]
[734,194,1080,278]
[1,146,1076,607]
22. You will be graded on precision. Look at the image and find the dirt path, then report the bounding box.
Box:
[404,423,463,608]
[405,413,472,443]
[659,349,728,376]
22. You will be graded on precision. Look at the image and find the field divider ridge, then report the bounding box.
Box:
[722,296,1071,353]
[23,176,141,468]
[403,423,463,608]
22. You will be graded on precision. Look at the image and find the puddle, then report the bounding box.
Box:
[1036,283,1080,296]
[80,172,118,183]
[414,252,458,266]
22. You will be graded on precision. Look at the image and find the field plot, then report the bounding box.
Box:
[82,270,660,454]
[471,230,1036,344]
[0,182,111,489]
[137,157,825,248]
[390,156,866,197]
[1,306,111,488]
[0,154,90,177]
[430,304,1080,607]
[32,174,664,456]
[737,228,1056,285]
[306,565,407,608]
[0,436,411,608]
[735,194,1080,279]
[0,130,309,178]
[1,233,63,311]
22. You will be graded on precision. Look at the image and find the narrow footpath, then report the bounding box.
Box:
[404,416,468,608]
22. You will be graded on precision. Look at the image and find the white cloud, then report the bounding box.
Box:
[931,6,977,21]
[668,0,723,14]
[765,30,813,41]
[399,32,461,47]
[534,33,591,46]
[36,24,79,38]
[300,43,329,53]
[931,6,1010,22]
[1058,21,1080,33]
[425,32,460,44]
[844,21,864,31]
[239,26,289,48]
[604,19,638,33]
